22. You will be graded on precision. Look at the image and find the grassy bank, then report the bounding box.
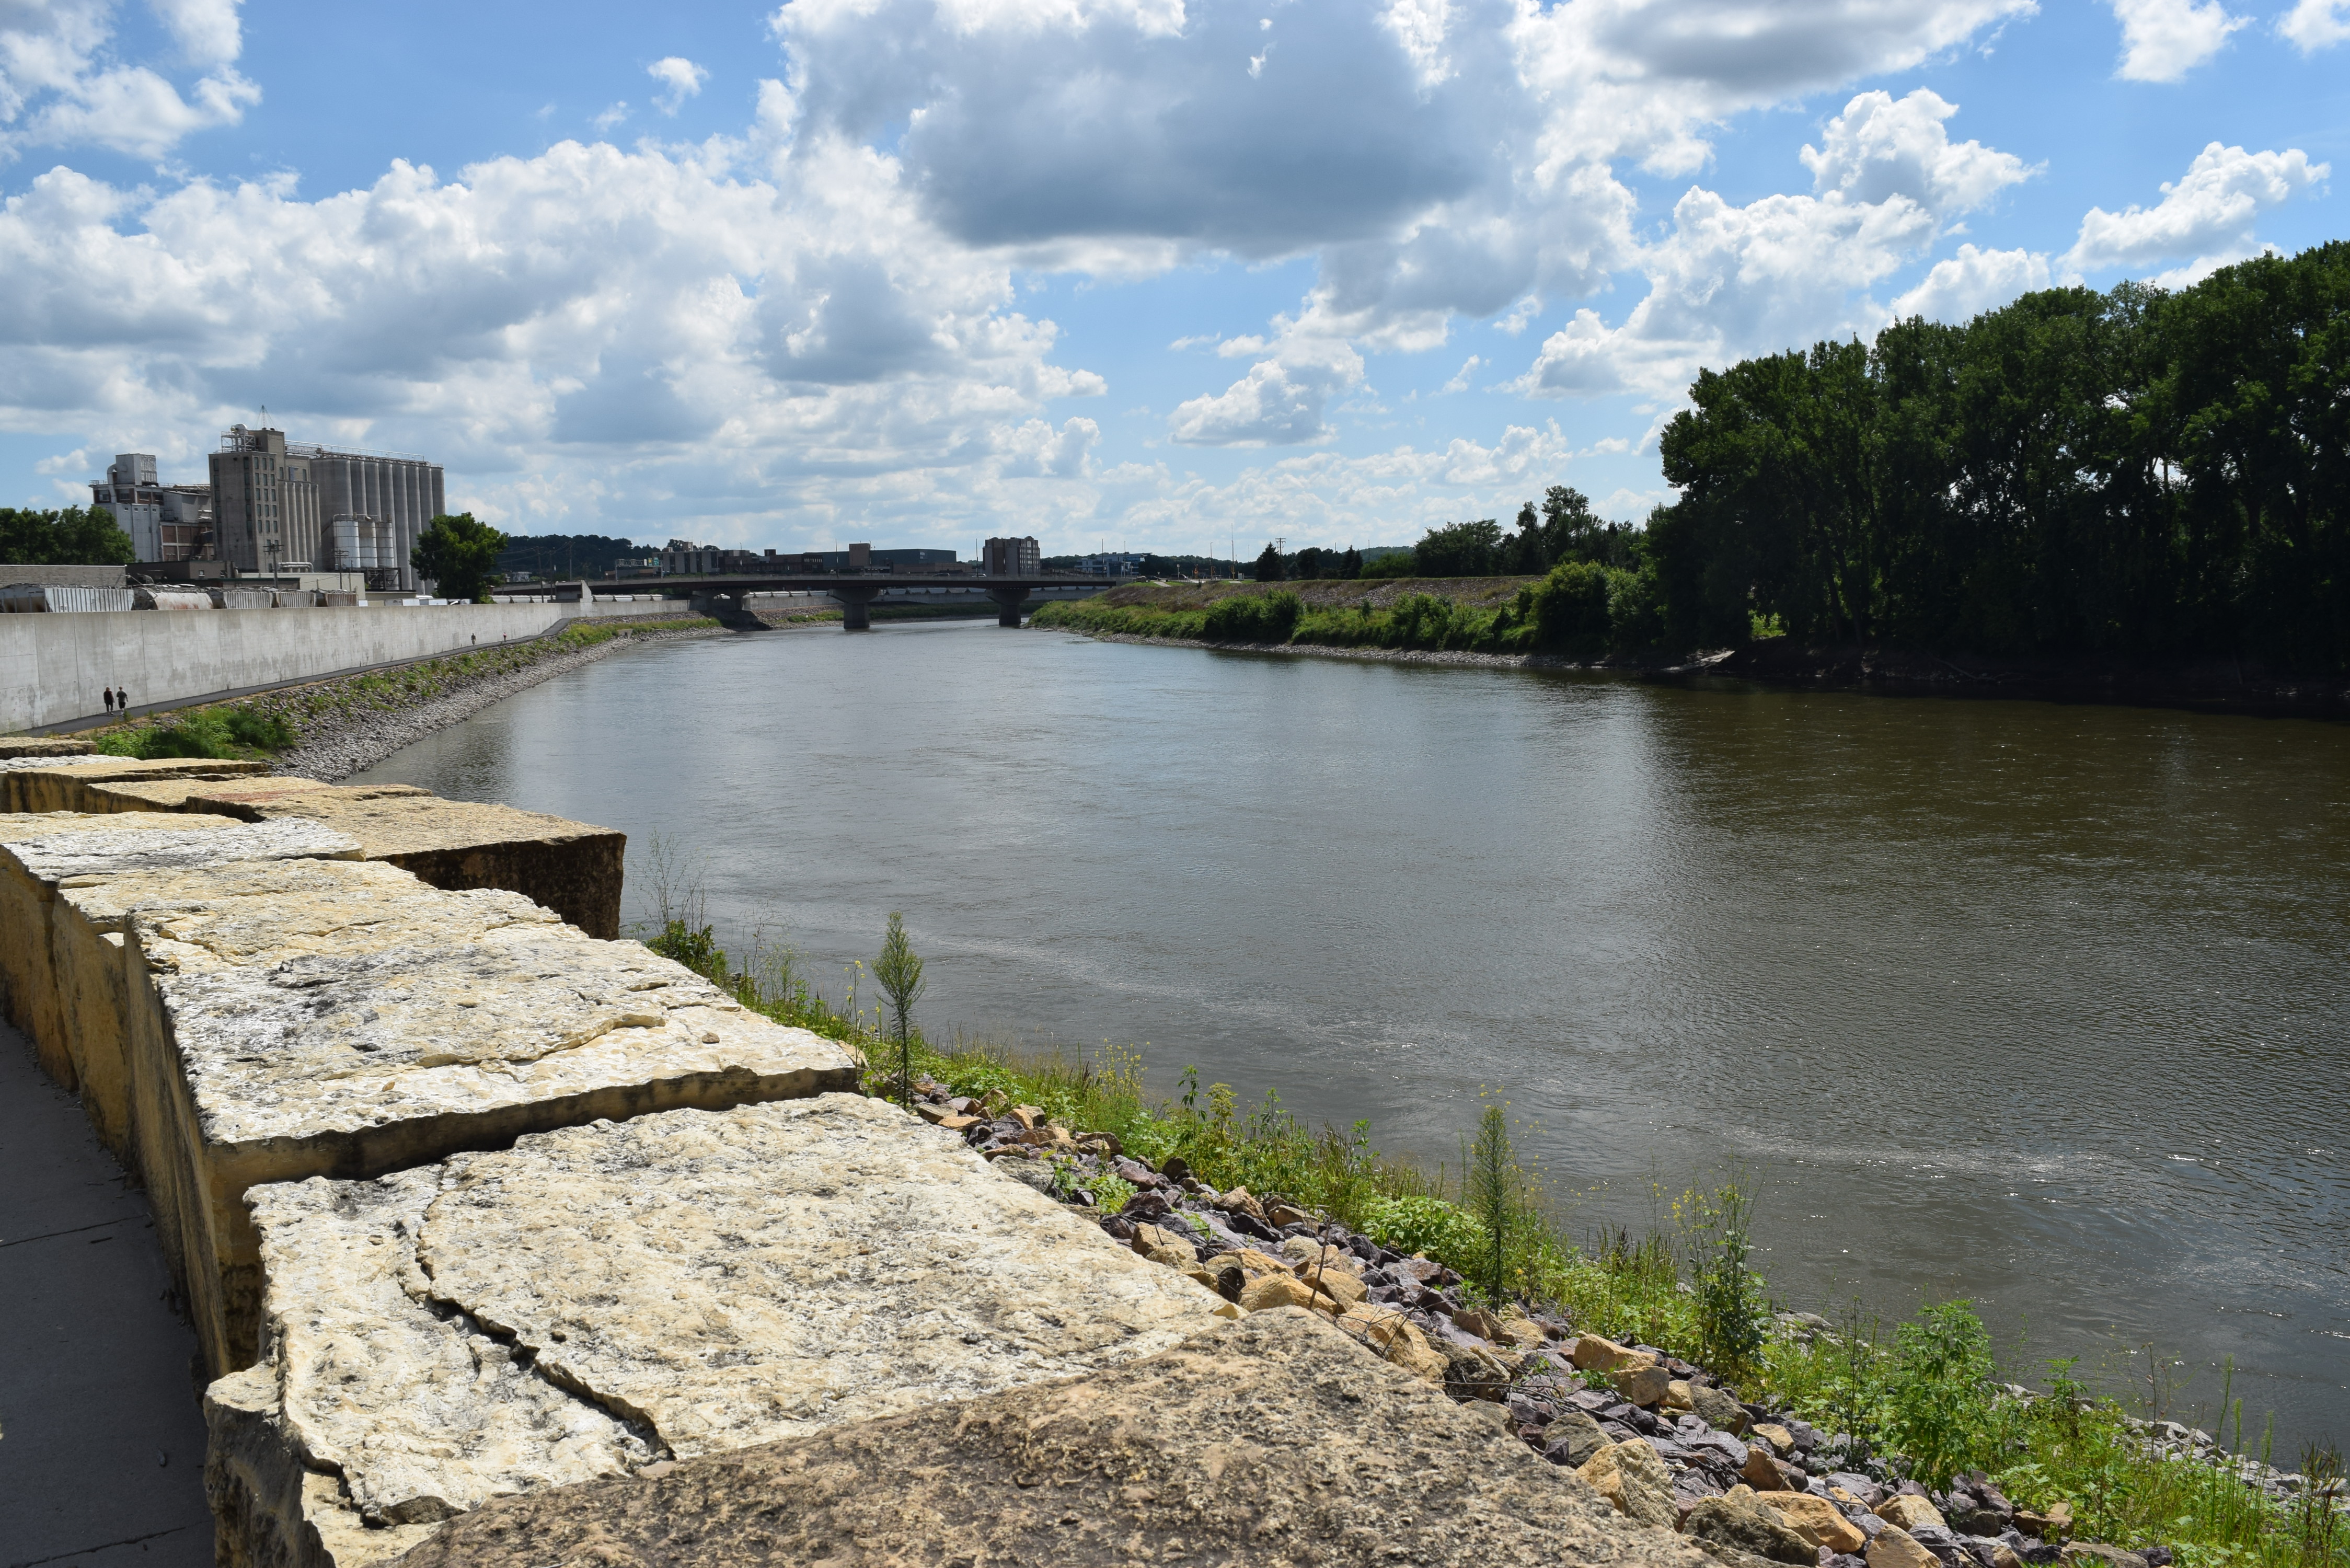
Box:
[644,902,2345,1568]
[87,616,717,761]
[1032,567,1666,660]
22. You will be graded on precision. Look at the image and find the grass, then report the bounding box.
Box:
[88,616,715,760]
[638,896,2346,1568]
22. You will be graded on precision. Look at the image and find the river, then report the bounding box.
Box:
[352,619,2350,1452]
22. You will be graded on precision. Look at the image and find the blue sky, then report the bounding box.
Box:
[1,0,2341,558]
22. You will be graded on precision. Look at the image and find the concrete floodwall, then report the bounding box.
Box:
[2,602,567,733]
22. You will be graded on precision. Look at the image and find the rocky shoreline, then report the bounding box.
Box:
[265,619,724,781]
[906,1078,2339,1568]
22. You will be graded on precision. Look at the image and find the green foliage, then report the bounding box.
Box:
[873,911,927,1107]
[1201,590,1303,642]
[1680,1175,1769,1382]
[1464,1105,1516,1301]
[94,701,298,759]
[1414,518,1506,577]
[1360,1193,1482,1261]
[1253,543,1285,582]
[1655,242,2350,669]
[1882,1299,2006,1488]
[1358,547,1418,578]
[0,504,135,565]
[411,512,508,603]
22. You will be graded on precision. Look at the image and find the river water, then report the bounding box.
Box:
[352,620,2350,1450]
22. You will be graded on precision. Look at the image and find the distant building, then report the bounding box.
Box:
[1075,551,1147,577]
[984,536,1040,577]
[203,425,444,588]
[89,453,211,562]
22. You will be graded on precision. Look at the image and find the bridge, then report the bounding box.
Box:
[642,573,1118,631]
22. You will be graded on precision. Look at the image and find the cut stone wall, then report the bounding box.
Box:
[0,756,272,814]
[210,1095,1223,1564]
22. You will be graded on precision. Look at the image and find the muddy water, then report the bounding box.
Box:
[354,620,2350,1449]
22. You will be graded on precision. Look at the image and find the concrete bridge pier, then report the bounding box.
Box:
[828,583,881,631]
[688,590,767,630]
[986,584,1032,628]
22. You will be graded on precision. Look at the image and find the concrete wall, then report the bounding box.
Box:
[3,603,566,733]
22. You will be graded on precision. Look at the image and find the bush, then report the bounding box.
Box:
[1202,590,1303,643]
[1884,1298,2005,1488]
[1360,1193,1482,1263]
[1525,560,1616,654]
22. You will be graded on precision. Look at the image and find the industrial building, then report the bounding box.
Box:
[88,454,213,562]
[983,536,1040,577]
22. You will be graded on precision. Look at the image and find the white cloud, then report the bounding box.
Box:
[1513,87,2022,401]
[593,101,629,131]
[0,0,258,161]
[0,131,1111,545]
[1441,354,1480,393]
[2064,141,2327,276]
[2106,0,2249,80]
[1114,421,1587,542]
[648,57,708,115]
[2279,0,2350,48]
[1168,338,1365,446]
[1801,89,2032,216]
[1891,244,2052,321]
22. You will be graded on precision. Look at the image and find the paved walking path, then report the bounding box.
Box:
[0,1020,211,1566]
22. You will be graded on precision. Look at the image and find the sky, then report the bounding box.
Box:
[0,0,2342,559]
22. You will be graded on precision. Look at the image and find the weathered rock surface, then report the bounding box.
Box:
[225,793,627,937]
[0,755,270,813]
[99,856,855,1372]
[1772,1491,1871,1552]
[1882,1495,1950,1533]
[0,812,359,1094]
[1870,1527,1946,1568]
[73,775,429,815]
[217,1096,1225,1564]
[388,1308,1713,1568]
[0,735,95,758]
[1582,1438,1680,1531]
[1686,1494,1821,1566]
[1691,1381,1752,1434]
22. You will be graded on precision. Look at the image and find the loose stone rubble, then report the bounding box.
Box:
[894,1078,2249,1568]
[387,1307,1719,1568]
[212,1094,1224,1565]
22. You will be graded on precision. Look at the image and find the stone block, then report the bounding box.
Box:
[0,755,270,814]
[0,812,359,1094]
[224,793,627,938]
[71,775,429,815]
[0,736,95,758]
[384,1309,1710,1568]
[104,858,856,1373]
[212,1096,1225,1562]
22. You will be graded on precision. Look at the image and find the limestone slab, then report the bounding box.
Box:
[0,736,95,758]
[0,812,358,1095]
[0,755,271,813]
[213,1096,1223,1565]
[72,775,429,815]
[387,1308,1711,1568]
[227,794,626,939]
[109,859,857,1373]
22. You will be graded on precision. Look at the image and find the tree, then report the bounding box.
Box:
[1,505,135,566]
[1340,545,1362,579]
[873,911,927,1110]
[1413,519,1504,577]
[411,513,508,602]
[1253,543,1285,582]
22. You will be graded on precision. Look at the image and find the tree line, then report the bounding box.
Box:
[1653,240,2348,668]
[1245,241,2345,671]
[2,506,135,566]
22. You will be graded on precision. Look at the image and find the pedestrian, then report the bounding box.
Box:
[116,685,129,713]
[103,687,114,716]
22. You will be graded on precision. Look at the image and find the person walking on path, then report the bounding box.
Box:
[102,687,115,716]
[116,685,129,714]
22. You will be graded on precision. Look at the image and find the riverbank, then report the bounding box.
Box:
[82,616,724,780]
[1033,585,2350,719]
[641,907,2349,1568]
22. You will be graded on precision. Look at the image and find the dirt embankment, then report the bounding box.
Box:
[1094,577,1538,613]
